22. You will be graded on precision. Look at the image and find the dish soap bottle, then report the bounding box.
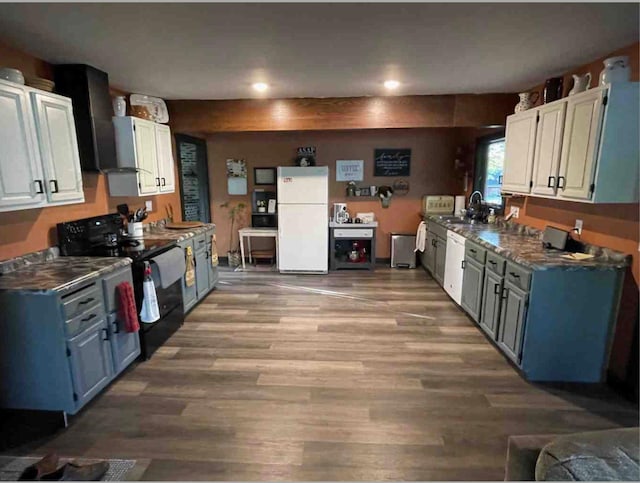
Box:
[487,208,496,224]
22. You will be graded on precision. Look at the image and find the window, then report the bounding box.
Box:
[474,133,506,210]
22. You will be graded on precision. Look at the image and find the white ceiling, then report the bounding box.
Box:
[0,3,637,100]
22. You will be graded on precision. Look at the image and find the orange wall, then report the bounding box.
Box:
[206,128,475,257]
[0,39,182,261]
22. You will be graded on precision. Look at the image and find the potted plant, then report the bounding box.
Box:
[257,200,267,213]
[219,201,247,267]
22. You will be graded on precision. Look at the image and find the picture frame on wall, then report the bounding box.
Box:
[254,167,277,185]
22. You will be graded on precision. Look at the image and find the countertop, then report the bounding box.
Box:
[330,221,378,228]
[0,255,132,293]
[424,215,630,271]
[141,222,216,242]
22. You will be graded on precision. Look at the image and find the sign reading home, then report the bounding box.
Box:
[336,160,364,181]
[374,149,411,177]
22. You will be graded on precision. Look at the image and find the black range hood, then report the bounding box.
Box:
[53,64,119,172]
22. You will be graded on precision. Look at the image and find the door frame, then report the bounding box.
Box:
[175,134,211,223]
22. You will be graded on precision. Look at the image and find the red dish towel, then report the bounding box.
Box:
[116,281,140,333]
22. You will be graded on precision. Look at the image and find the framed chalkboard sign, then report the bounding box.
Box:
[374,149,411,176]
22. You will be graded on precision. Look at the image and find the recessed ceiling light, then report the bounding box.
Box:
[384,80,400,90]
[252,82,269,92]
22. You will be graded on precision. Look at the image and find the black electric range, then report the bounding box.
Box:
[57,213,184,359]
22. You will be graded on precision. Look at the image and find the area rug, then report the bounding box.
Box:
[0,456,138,481]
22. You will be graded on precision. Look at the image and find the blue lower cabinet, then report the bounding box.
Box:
[107,312,141,375]
[496,280,528,365]
[67,318,114,409]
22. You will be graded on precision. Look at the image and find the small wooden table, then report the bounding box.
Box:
[239,227,278,270]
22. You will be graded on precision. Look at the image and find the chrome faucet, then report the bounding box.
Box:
[469,190,484,205]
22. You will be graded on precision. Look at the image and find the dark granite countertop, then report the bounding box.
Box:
[141,221,216,242]
[0,254,132,293]
[423,215,630,271]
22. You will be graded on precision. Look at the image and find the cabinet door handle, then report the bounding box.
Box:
[547,176,555,188]
[102,328,110,341]
[494,283,501,295]
[155,177,161,186]
[161,177,166,186]
[557,176,566,189]
[50,179,59,193]
[81,313,97,322]
[112,320,120,334]
[34,180,44,194]
[501,287,509,299]
[461,260,465,269]
[469,249,477,254]
[78,297,95,306]
[509,271,520,278]
[488,260,497,266]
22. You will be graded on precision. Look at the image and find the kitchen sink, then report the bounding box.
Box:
[435,215,472,225]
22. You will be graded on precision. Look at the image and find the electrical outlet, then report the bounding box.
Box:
[509,206,519,219]
[145,200,153,212]
[574,219,583,235]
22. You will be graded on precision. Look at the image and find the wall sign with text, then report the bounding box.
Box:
[373,149,411,177]
[336,160,364,181]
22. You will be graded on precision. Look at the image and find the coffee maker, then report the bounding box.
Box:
[333,203,349,223]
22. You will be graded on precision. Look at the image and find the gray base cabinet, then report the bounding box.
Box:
[460,258,484,322]
[102,268,141,375]
[0,265,139,414]
[178,238,198,313]
[479,269,503,339]
[195,246,209,299]
[423,231,436,273]
[433,236,446,285]
[423,221,447,286]
[497,281,529,364]
[68,318,113,407]
[179,227,218,314]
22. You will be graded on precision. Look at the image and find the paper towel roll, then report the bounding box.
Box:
[454,196,466,216]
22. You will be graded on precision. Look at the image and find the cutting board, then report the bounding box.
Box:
[166,221,204,230]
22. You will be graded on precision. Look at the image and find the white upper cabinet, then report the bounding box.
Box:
[557,88,605,201]
[0,81,46,210]
[155,124,175,193]
[531,101,566,196]
[108,116,175,197]
[133,118,159,195]
[0,79,84,212]
[502,109,537,194]
[31,92,84,204]
[502,83,639,204]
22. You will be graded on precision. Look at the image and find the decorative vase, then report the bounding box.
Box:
[113,96,126,117]
[599,56,630,85]
[543,77,563,103]
[568,73,591,96]
[514,92,539,113]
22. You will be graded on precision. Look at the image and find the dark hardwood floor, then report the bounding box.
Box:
[5,268,639,480]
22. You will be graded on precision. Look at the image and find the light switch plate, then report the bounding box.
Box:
[509,206,520,219]
[574,219,583,235]
[145,200,153,212]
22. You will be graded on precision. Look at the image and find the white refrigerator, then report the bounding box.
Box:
[277,166,329,273]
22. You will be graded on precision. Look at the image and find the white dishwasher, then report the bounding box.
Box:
[444,230,466,305]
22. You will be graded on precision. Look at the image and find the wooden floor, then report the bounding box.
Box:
[8,268,639,480]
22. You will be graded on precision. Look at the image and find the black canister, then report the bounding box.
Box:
[543,77,564,103]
